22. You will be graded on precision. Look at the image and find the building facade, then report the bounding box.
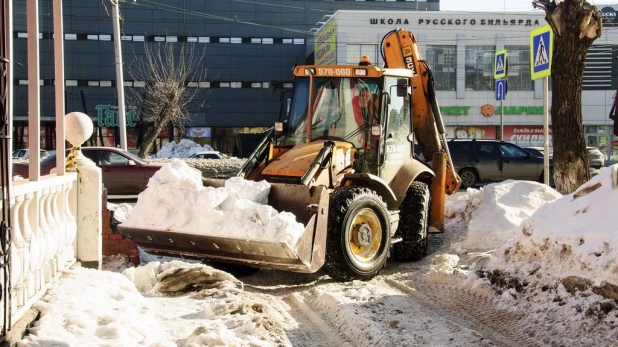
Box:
[316,9,618,160]
[11,0,439,153]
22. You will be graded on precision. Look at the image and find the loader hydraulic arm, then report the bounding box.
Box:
[381,28,461,195]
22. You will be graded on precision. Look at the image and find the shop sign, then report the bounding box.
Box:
[185,127,212,138]
[445,126,496,139]
[601,6,618,26]
[370,17,541,27]
[503,126,552,143]
[315,20,337,65]
[95,104,138,127]
[440,105,545,116]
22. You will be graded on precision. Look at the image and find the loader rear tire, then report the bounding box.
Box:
[324,187,391,281]
[392,181,430,262]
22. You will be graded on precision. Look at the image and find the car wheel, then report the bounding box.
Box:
[324,187,391,282]
[392,181,430,262]
[458,168,478,189]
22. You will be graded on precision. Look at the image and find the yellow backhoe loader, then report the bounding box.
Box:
[118,28,461,281]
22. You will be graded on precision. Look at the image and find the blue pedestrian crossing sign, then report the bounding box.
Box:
[530,25,553,80]
[494,50,507,79]
[495,79,507,101]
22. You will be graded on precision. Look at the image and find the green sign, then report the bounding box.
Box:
[495,106,544,116]
[96,104,138,127]
[440,105,545,116]
[440,106,471,116]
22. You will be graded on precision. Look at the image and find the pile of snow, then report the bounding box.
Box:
[152,139,214,158]
[445,180,562,252]
[18,264,284,346]
[107,202,133,223]
[121,159,305,247]
[122,260,238,295]
[489,165,618,290]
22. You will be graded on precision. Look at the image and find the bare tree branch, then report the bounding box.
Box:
[126,42,208,157]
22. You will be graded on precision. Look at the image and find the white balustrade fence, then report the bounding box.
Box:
[3,173,78,328]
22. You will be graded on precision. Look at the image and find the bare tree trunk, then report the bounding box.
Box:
[138,122,167,158]
[551,25,591,193]
[534,0,602,193]
[137,104,171,158]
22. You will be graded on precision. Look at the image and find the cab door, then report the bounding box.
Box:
[380,76,411,183]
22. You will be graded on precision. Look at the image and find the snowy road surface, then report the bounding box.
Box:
[19,154,616,346]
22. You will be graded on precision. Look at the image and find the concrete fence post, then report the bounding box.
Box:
[65,112,102,269]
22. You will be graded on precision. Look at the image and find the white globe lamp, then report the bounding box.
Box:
[65,112,94,147]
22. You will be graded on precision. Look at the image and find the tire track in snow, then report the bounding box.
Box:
[276,293,354,347]
[296,282,497,347]
[384,276,544,347]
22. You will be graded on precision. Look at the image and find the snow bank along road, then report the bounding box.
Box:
[100,157,615,347]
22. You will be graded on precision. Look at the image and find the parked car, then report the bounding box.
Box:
[525,146,604,169]
[448,139,553,188]
[13,147,163,195]
[188,151,227,159]
[12,149,50,160]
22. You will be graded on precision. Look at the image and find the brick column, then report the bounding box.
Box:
[101,188,139,266]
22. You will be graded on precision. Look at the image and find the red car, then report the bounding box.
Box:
[13,147,163,195]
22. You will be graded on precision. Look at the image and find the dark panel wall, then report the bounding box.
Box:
[12,0,439,127]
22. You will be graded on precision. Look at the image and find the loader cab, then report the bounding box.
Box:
[283,71,412,180]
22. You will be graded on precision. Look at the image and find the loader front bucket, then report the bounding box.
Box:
[117,180,329,273]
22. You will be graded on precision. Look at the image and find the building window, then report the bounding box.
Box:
[425,45,456,91]
[346,44,377,65]
[505,46,533,91]
[262,38,274,44]
[230,37,242,44]
[465,45,495,91]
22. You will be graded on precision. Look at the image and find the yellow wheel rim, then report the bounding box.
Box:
[349,208,382,262]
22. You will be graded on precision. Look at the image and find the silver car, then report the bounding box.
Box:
[525,146,604,169]
[586,147,605,169]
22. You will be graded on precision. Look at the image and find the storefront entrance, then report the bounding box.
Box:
[584,125,611,161]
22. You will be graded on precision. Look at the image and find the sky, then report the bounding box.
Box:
[14,145,618,345]
[440,0,618,12]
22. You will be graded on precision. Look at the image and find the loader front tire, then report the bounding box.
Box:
[392,181,430,262]
[324,187,391,281]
